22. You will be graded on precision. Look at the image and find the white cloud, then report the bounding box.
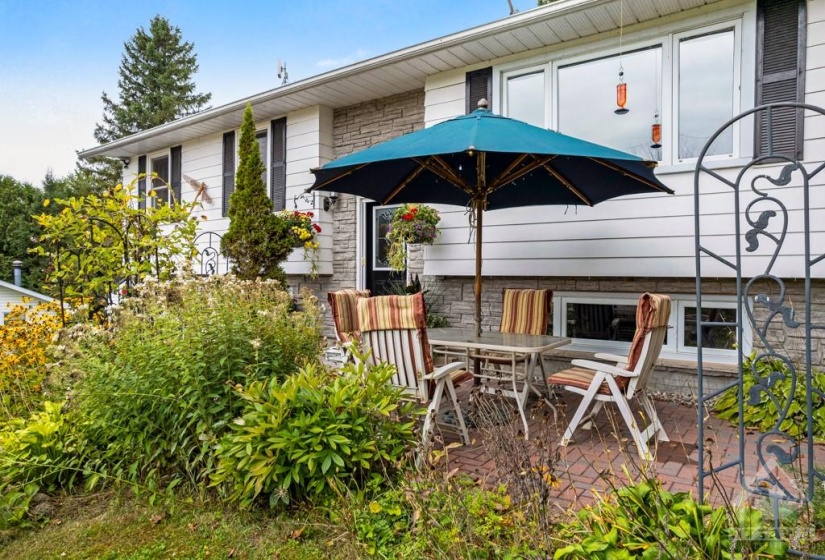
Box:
[316,49,370,69]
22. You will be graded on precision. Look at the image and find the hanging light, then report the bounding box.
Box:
[650,114,662,149]
[613,0,628,115]
[615,72,628,115]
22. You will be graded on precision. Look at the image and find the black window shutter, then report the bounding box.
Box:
[755,0,806,160]
[170,146,182,205]
[466,67,493,114]
[137,155,147,210]
[270,118,287,212]
[222,131,236,217]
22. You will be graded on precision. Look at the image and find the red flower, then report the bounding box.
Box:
[402,213,414,221]
[306,211,314,218]
[312,223,321,233]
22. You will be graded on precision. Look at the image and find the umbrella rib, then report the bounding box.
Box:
[382,161,429,204]
[487,155,556,193]
[425,156,474,192]
[540,160,594,207]
[310,163,370,192]
[589,158,670,192]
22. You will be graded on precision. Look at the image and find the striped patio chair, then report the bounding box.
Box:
[547,293,671,460]
[357,292,470,452]
[327,289,370,346]
[473,288,553,385]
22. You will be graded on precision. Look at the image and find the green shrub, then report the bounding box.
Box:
[66,275,323,489]
[553,478,788,559]
[0,402,83,527]
[714,353,825,439]
[211,359,418,508]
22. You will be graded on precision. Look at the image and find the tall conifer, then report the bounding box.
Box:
[222,104,293,282]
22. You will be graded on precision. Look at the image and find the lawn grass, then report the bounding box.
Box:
[0,492,360,560]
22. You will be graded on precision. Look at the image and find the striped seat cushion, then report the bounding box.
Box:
[547,366,613,395]
[500,289,552,335]
[328,289,370,343]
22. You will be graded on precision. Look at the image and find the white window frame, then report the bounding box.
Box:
[552,292,752,364]
[494,11,751,171]
[672,20,742,165]
[501,64,551,129]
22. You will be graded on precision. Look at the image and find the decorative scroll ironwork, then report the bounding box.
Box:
[695,103,825,556]
[193,231,229,276]
[51,214,160,324]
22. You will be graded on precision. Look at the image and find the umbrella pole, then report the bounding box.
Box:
[474,200,483,338]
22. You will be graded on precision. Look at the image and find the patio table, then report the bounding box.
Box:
[427,328,571,439]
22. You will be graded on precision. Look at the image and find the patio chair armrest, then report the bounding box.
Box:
[570,359,639,378]
[423,361,467,381]
[594,353,628,366]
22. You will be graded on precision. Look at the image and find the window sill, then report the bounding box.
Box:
[655,156,753,176]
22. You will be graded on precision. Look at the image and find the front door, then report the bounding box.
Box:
[365,202,404,295]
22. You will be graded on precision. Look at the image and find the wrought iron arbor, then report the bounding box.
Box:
[695,102,825,556]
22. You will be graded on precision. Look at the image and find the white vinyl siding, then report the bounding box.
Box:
[120,106,335,276]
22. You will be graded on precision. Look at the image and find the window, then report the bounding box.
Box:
[372,206,398,270]
[151,156,170,206]
[558,47,662,160]
[498,19,744,166]
[503,68,546,128]
[676,28,736,160]
[553,292,750,363]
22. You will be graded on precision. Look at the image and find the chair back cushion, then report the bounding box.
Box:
[499,289,552,335]
[328,289,370,343]
[356,293,432,396]
[625,293,671,389]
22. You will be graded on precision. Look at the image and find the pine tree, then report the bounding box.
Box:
[89,15,211,190]
[221,104,294,282]
[95,15,211,143]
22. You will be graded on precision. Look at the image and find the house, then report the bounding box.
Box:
[79,0,820,394]
[0,262,54,325]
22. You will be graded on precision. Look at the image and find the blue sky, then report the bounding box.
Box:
[0,0,538,185]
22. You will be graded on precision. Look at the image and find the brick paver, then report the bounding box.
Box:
[437,382,825,513]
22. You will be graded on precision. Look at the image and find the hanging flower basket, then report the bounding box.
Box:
[386,204,440,272]
[278,210,322,276]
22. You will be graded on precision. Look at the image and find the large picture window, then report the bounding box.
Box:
[558,47,662,160]
[498,20,742,166]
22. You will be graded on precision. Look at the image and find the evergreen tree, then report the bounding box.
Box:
[89,15,211,189]
[222,104,294,282]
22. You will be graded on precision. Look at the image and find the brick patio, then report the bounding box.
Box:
[436,380,825,514]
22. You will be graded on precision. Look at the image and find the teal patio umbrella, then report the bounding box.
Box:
[310,102,673,337]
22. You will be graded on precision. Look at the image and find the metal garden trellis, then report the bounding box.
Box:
[695,102,825,556]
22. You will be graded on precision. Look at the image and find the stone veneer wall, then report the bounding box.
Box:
[287,89,426,341]
[415,273,825,395]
